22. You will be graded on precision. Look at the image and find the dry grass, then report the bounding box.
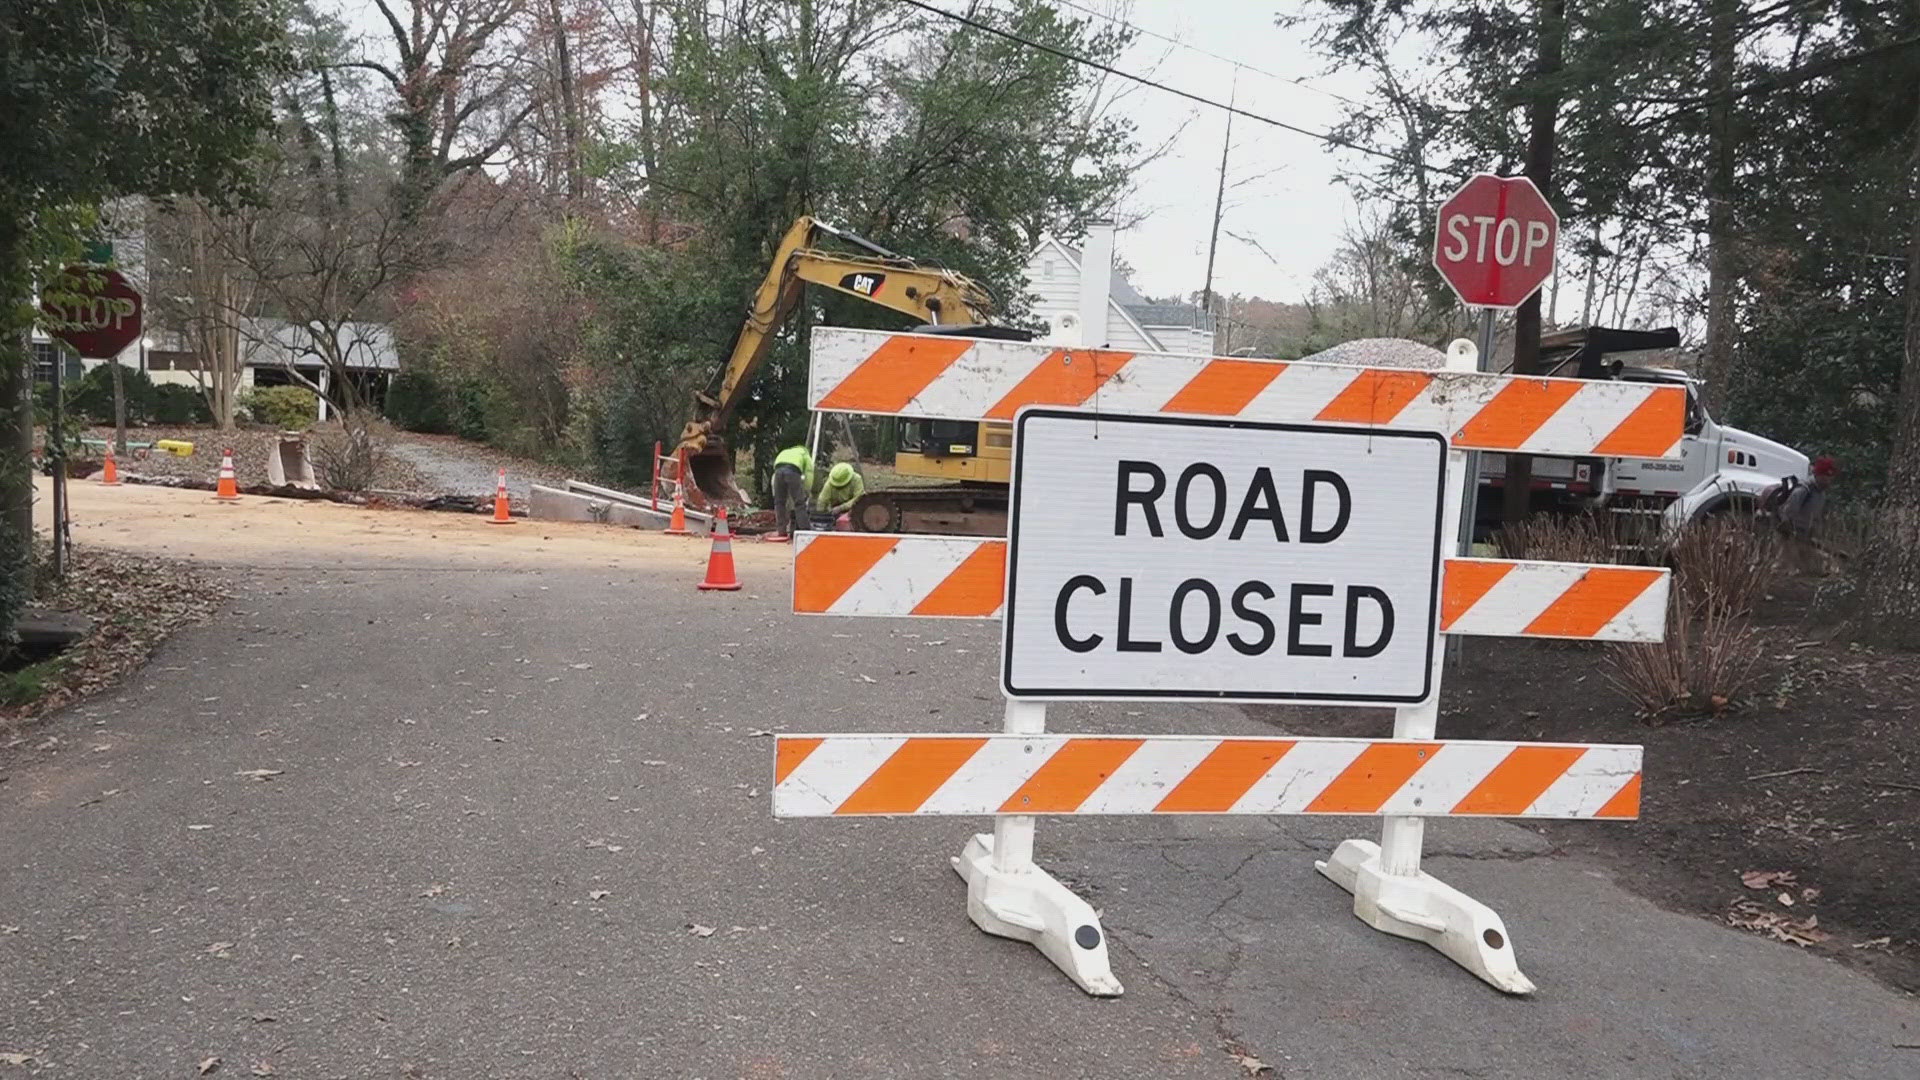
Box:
[1492,513,1642,566]
[1608,515,1778,719]
[313,417,393,492]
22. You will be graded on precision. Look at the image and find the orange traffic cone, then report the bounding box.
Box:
[696,508,742,591]
[663,490,691,535]
[213,449,241,501]
[488,468,514,524]
[99,446,121,486]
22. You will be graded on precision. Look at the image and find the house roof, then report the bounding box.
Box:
[240,318,399,371]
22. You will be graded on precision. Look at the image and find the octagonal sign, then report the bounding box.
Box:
[1432,174,1558,310]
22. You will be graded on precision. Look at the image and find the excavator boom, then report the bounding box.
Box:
[678,217,998,500]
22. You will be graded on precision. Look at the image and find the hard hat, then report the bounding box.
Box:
[829,462,855,486]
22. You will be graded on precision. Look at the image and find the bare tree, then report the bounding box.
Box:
[149,199,261,429]
[349,0,541,224]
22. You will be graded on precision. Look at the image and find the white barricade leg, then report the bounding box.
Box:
[1315,338,1536,995]
[950,699,1122,996]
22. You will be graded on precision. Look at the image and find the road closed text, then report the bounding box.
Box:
[1003,411,1445,704]
[1050,461,1396,660]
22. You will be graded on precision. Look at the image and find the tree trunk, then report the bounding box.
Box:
[0,213,33,567]
[1503,0,1567,525]
[1859,77,1920,648]
[634,0,659,242]
[551,0,584,204]
[1700,0,1738,419]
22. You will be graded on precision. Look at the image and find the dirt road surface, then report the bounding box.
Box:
[1,481,1915,1078]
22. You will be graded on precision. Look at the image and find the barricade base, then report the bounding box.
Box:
[951,832,1122,997]
[1316,838,1536,996]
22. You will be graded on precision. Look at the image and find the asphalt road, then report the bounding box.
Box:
[1,501,1915,1078]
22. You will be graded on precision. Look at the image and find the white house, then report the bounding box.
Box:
[1023,222,1215,355]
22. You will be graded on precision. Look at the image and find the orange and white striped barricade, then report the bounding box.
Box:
[781,332,1678,997]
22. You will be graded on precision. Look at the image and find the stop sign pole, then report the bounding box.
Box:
[37,264,145,579]
[1431,173,1558,657]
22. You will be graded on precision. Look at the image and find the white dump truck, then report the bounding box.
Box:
[1470,326,1807,537]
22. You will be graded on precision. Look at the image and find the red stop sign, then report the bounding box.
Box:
[41,266,144,359]
[1432,174,1558,310]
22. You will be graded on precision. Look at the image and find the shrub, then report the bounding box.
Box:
[242,386,319,431]
[313,418,390,492]
[1607,515,1779,718]
[1492,513,1622,565]
[152,384,213,425]
[66,364,156,424]
[384,368,453,434]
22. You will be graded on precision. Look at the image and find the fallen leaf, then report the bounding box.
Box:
[1740,869,1795,890]
[250,1062,275,1076]
[0,926,18,935]
[1801,886,1822,902]
[1232,1052,1273,1076]
[1852,936,1892,950]
[589,890,610,901]
[687,923,716,938]
[746,729,774,738]
[418,884,448,898]
[198,1056,221,1075]
[206,941,235,958]
[1778,892,1795,907]
[234,769,282,781]
[486,735,506,743]
[0,1052,35,1067]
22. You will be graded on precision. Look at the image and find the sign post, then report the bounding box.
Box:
[39,265,145,578]
[1431,174,1558,647]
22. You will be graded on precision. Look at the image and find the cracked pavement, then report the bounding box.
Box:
[1,497,1916,1077]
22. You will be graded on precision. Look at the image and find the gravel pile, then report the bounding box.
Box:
[1298,338,1451,370]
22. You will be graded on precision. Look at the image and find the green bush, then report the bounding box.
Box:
[67,364,156,424]
[242,385,319,430]
[152,384,213,425]
[383,368,453,434]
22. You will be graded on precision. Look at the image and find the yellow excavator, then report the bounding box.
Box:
[677,216,1029,533]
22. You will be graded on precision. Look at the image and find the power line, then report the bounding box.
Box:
[894,0,1458,177]
[1046,0,1370,111]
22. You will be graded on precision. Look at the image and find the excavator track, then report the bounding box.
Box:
[851,486,1008,537]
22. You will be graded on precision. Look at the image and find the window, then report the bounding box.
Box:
[32,342,57,382]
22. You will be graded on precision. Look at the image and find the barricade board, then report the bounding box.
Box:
[807,328,1686,459]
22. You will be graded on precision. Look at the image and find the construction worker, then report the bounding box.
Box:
[1777,456,1838,572]
[815,462,865,523]
[769,443,815,540]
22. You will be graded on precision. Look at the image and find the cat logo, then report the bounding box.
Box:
[839,272,885,297]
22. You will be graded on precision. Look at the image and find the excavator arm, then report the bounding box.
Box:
[677,216,998,499]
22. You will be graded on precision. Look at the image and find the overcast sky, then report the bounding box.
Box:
[1081,1,1372,302]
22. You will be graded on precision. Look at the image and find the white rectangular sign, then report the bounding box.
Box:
[1001,410,1446,704]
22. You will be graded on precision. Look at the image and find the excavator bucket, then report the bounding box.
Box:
[687,442,737,504]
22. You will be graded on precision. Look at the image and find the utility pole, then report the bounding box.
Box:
[1201,82,1235,328]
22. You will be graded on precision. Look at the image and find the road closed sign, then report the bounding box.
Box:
[1002,410,1446,704]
